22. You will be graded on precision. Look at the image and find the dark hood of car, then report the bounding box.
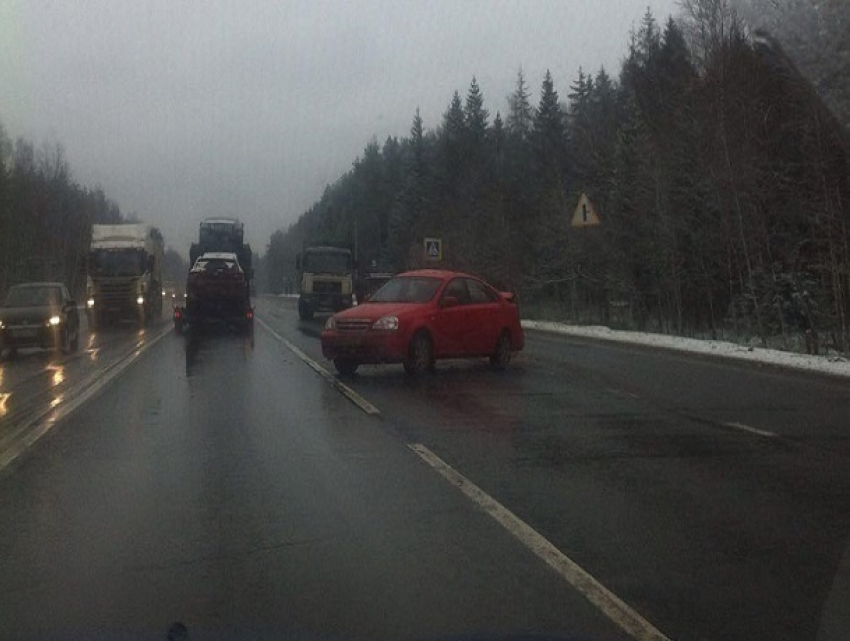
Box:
[0,305,61,325]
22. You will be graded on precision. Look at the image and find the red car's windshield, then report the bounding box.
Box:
[369,276,442,303]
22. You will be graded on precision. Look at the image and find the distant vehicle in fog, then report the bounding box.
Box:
[0,282,80,358]
[321,269,523,376]
[189,218,253,284]
[161,281,183,306]
[86,224,164,328]
[296,245,356,320]
[174,252,253,334]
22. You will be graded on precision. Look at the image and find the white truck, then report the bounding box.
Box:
[86,224,164,327]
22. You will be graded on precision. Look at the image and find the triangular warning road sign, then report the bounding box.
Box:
[571,193,601,227]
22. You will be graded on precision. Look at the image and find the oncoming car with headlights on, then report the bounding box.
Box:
[0,282,80,358]
[320,269,523,376]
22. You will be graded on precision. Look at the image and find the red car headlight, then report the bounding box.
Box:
[372,315,399,331]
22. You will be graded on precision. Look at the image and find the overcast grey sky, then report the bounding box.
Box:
[0,0,679,254]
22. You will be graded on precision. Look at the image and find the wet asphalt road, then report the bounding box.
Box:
[1,296,850,640]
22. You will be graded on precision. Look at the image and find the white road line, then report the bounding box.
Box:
[0,324,172,472]
[409,443,671,641]
[723,421,779,439]
[606,388,640,399]
[256,317,380,416]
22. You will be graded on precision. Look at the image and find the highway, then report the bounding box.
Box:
[1,297,850,640]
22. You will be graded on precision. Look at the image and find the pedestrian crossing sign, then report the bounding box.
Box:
[424,238,442,261]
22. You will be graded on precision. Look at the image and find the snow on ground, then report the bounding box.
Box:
[522,320,850,379]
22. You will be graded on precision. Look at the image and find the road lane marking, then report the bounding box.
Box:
[409,443,670,641]
[256,317,380,416]
[0,324,172,472]
[606,388,640,399]
[723,421,778,439]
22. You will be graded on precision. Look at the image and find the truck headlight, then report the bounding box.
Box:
[373,315,398,331]
[86,298,95,308]
[136,296,145,305]
[48,316,61,327]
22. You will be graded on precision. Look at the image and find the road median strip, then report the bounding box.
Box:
[0,324,171,472]
[256,317,380,416]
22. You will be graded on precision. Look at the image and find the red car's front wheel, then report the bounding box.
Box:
[404,331,433,376]
[334,358,359,376]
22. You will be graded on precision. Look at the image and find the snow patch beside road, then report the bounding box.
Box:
[523,320,850,379]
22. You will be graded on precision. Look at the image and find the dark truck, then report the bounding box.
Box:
[174,218,254,333]
[174,252,253,333]
[190,218,252,277]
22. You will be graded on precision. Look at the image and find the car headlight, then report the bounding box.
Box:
[373,315,399,331]
[0,320,4,330]
[48,316,61,326]
[324,316,337,331]
[136,296,145,305]
[86,298,95,308]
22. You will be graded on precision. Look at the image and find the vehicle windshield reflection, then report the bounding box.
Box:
[4,286,61,308]
[369,277,442,303]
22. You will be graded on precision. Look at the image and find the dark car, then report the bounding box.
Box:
[321,269,524,376]
[0,282,80,357]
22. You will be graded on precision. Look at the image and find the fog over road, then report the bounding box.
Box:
[1,298,849,640]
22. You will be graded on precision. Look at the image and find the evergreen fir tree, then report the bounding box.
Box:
[464,76,490,145]
[507,68,534,140]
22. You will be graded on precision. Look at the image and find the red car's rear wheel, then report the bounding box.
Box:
[490,330,511,370]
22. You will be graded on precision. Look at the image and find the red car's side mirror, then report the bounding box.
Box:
[440,296,460,309]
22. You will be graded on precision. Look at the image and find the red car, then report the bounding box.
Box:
[321,269,524,375]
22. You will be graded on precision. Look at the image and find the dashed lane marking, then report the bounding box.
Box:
[0,324,172,472]
[256,317,380,416]
[606,388,640,399]
[409,443,671,641]
[723,421,779,439]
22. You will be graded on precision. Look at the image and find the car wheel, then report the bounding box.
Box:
[334,358,359,376]
[298,301,313,321]
[60,327,71,354]
[490,331,512,370]
[70,324,80,352]
[404,331,433,376]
